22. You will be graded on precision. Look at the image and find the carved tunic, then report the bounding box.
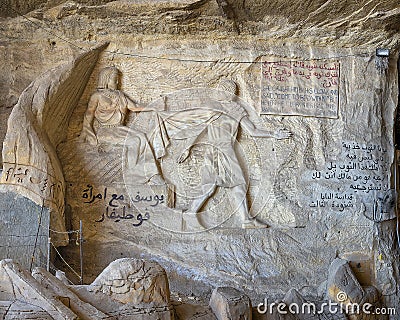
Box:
[85,89,160,184]
[152,100,248,187]
[205,112,247,187]
[94,89,128,127]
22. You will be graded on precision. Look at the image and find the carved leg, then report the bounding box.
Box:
[189,183,217,213]
[188,153,217,213]
[231,185,268,228]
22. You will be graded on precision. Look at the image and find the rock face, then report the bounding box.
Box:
[0,191,50,270]
[0,43,108,246]
[1,0,400,318]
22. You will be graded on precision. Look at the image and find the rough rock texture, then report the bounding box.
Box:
[0,258,180,319]
[88,258,171,306]
[327,258,365,307]
[0,257,393,319]
[1,1,400,319]
[0,300,54,320]
[0,0,399,154]
[209,286,252,320]
[32,267,112,320]
[0,0,399,46]
[282,289,347,320]
[173,300,217,320]
[0,259,78,319]
[0,191,50,270]
[68,258,176,319]
[327,258,383,320]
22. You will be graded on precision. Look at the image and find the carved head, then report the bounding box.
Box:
[98,66,120,90]
[217,79,238,96]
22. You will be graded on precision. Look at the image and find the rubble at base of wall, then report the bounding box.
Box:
[0,258,394,320]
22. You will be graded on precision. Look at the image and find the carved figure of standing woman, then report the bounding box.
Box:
[80,66,163,185]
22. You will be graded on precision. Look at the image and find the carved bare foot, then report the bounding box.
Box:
[241,218,269,229]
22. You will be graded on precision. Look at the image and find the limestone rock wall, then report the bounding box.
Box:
[55,38,398,308]
[0,0,399,317]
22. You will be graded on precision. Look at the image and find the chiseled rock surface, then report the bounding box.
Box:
[69,258,175,319]
[32,267,113,320]
[88,258,171,306]
[0,300,54,320]
[0,0,399,46]
[327,258,365,306]
[0,1,399,319]
[209,286,252,320]
[0,258,175,319]
[283,288,347,320]
[0,259,78,319]
[173,301,217,320]
[327,258,383,320]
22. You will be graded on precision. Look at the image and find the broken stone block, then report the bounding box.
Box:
[173,300,217,320]
[0,259,78,319]
[55,269,70,285]
[209,287,252,320]
[72,285,174,320]
[327,258,365,306]
[283,288,347,320]
[327,258,384,320]
[0,300,54,319]
[88,258,171,306]
[32,267,113,320]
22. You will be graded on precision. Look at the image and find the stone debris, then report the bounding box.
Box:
[327,258,365,306]
[55,270,70,285]
[0,258,176,319]
[209,286,252,320]
[71,284,175,320]
[0,259,78,319]
[327,258,382,320]
[173,301,217,320]
[32,267,113,320]
[0,300,54,320]
[283,289,347,320]
[88,258,171,306]
[0,258,391,319]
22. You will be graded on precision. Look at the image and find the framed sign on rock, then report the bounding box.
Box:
[260,58,340,118]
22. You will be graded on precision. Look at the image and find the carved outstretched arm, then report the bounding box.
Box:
[80,94,98,145]
[126,96,145,112]
[240,116,292,139]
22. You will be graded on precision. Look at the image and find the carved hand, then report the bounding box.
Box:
[80,128,98,145]
[177,148,191,163]
[274,128,292,140]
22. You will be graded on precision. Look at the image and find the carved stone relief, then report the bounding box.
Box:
[1,38,397,311]
[73,69,292,232]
